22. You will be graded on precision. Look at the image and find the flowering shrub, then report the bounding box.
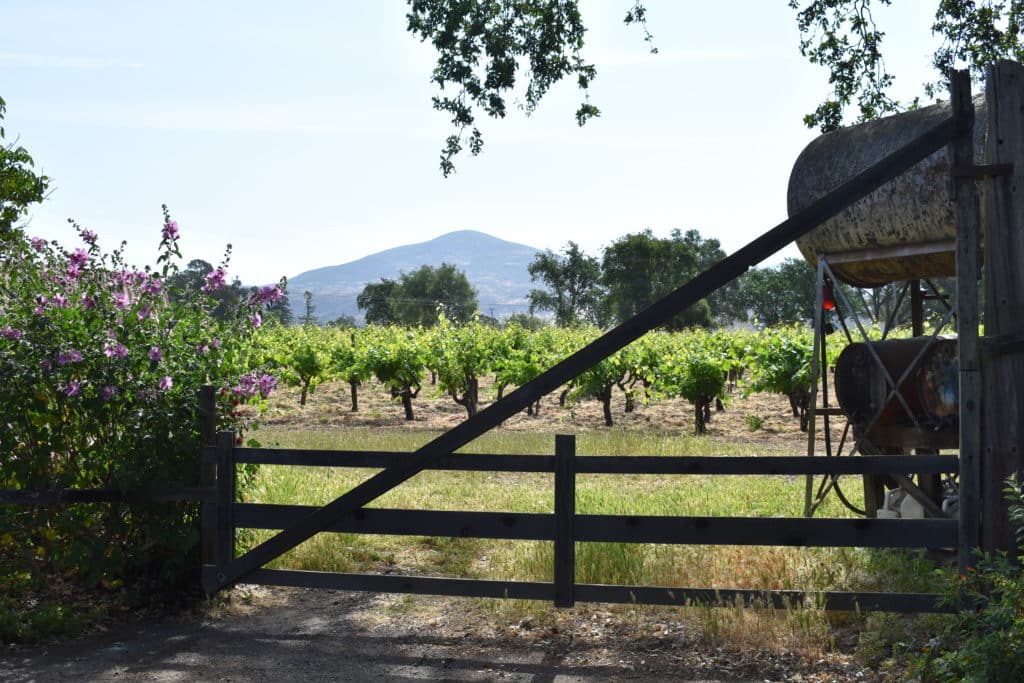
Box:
[0,208,282,595]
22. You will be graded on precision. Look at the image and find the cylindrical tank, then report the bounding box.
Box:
[787,96,985,287]
[834,337,959,427]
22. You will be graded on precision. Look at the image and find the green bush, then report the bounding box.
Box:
[910,476,1024,681]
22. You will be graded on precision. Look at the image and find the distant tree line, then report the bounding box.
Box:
[296,227,950,332]
[525,229,819,329]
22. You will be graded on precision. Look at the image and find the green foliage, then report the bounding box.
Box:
[564,327,629,427]
[745,326,815,431]
[165,258,248,321]
[910,475,1024,682]
[357,263,478,327]
[734,258,817,326]
[356,278,398,326]
[600,228,722,330]
[527,241,604,327]
[428,313,504,417]
[503,312,549,331]
[0,97,49,237]
[406,0,619,175]
[363,325,428,420]
[0,207,279,602]
[300,290,317,326]
[654,331,728,434]
[792,0,1024,131]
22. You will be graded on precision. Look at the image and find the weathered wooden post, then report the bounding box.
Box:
[215,431,237,572]
[554,434,576,608]
[199,386,218,581]
[950,70,981,572]
[981,60,1024,554]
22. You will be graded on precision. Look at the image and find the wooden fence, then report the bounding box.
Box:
[202,430,960,613]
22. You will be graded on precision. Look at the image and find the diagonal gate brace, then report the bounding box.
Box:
[205,113,960,593]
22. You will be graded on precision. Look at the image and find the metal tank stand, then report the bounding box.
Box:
[803,256,959,518]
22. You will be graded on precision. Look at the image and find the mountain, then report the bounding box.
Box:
[286,230,543,323]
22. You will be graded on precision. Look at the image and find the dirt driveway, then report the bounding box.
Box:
[2,585,878,682]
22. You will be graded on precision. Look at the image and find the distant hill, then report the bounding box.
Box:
[285,230,543,323]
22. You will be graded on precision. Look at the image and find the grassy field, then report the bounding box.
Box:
[236,381,954,659]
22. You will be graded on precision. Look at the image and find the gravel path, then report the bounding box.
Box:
[0,585,874,682]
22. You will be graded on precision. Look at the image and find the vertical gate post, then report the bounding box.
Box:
[215,431,237,575]
[199,386,218,587]
[805,257,827,517]
[554,434,576,608]
[950,69,981,572]
[981,60,1024,554]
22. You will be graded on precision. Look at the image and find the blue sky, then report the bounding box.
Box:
[3,1,943,285]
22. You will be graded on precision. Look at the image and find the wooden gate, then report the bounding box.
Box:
[200,70,983,613]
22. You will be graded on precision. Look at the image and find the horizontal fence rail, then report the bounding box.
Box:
[235,504,958,548]
[237,448,958,476]
[222,568,950,614]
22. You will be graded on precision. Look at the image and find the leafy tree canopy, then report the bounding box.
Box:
[792,0,1024,131]
[734,258,817,327]
[600,228,721,330]
[357,263,479,327]
[408,1,1024,166]
[0,96,49,238]
[527,241,604,327]
[406,0,653,175]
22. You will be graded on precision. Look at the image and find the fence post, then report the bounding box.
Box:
[215,431,237,577]
[981,60,1024,555]
[199,386,218,587]
[554,434,576,608]
[950,69,981,574]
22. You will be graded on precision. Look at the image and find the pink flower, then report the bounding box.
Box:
[158,376,173,391]
[57,349,84,365]
[81,295,96,310]
[142,277,162,295]
[149,346,163,362]
[196,343,210,355]
[103,342,128,358]
[252,285,284,305]
[101,385,117,400]
[69,248,90,267]
[203,268,227,292]
[249,312,262,328]
[232,376,256,398]
[30,236,47,252]
[257,373,277,398]
[64,380,81,397]
[0,326,22,340]
[66,262,82,279]
[53,294,69,308]
[161,220,179,241]
[80,229,98,244]
[137,304,153,321]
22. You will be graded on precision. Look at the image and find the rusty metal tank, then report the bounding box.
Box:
[787,96,986,287]
[834,337,959,427]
